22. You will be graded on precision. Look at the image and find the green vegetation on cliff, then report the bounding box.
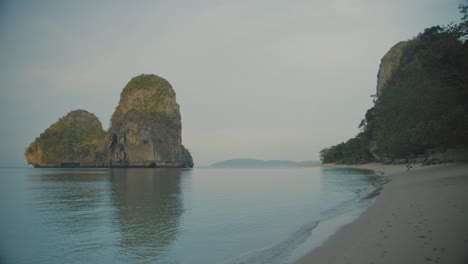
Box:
[320,4,468,163]
[25,110,108,166]
[111,74,179,127]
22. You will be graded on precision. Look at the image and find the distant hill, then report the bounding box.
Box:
[210,159,320,168]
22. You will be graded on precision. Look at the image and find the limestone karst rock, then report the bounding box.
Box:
[371,41,410,160]
[376,41,409,97]
[25,110,108,167]
[108,74,193,168]
[25,74,194,168]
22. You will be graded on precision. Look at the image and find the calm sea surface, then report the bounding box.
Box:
[0,167,386,264]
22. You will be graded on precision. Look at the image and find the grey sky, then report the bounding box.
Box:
[0,0,462,166]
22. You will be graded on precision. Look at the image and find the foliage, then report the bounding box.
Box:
[111,110,181,132]
[319,133,374,164]
[321,3,468,162]
[367,22,468,157]
[26,110,108,163]
[111,74,176,126]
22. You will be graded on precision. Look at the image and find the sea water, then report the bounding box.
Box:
[0,166,387,264]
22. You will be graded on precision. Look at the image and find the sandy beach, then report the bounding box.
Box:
[296,162,468,264]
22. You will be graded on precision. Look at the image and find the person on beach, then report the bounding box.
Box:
[406,162,412,170]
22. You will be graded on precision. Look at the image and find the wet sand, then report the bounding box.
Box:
[296,162,468,264]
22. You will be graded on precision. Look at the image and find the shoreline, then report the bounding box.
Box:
[295,162,468,264]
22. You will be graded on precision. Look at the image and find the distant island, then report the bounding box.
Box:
[210,159,320,168]
[25,74,193,168]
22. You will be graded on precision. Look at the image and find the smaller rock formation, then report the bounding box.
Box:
[376,41,408,97]
[25,110,108,167]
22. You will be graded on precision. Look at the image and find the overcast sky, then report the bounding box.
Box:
[0,0,463,166]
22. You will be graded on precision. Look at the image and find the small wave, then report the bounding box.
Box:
[224,221,319,264]
[320,180,386,220]
[225,175,390,264]
[363,186,383,199]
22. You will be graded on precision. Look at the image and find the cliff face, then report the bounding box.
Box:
[376,41,408,97]
[108,74,193,168]
[369,41,410,161]
[25,110,108,167]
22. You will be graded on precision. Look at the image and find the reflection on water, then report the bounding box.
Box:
[24,168,189,263]
[29,170,110,234]
[0,167,385,264]
[109,169,185,261]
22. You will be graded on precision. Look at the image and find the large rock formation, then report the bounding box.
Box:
[376,41,408,97]
[108,74,193,168]
[370,41,410,161]
[25,110,108,167]
[25,74,194,168]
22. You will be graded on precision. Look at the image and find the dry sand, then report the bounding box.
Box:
[296,162,468,264]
